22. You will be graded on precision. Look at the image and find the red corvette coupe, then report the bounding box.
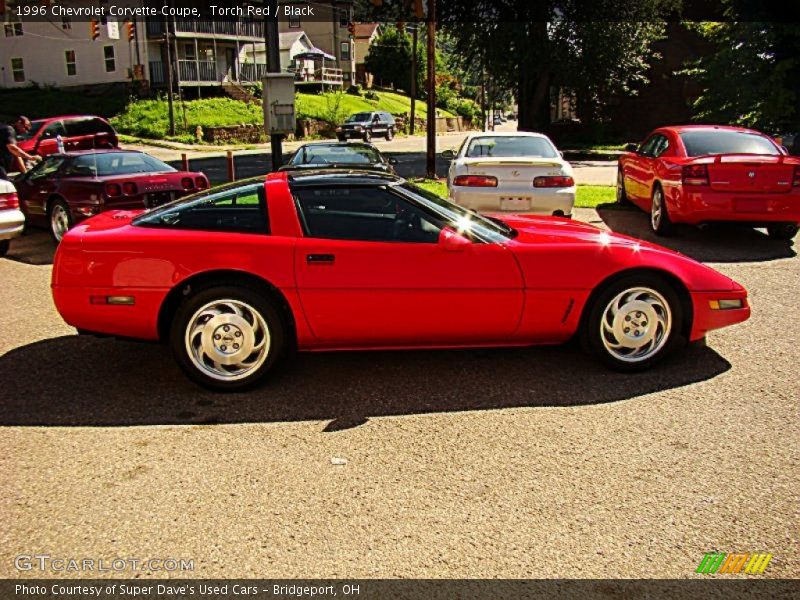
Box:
[617,125,800,239]
[18,150,209,242]
[52,171,750,391]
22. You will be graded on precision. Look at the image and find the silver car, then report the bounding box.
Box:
[0,178,24,256]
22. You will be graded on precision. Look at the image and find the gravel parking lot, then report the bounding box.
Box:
[1,207,797,579]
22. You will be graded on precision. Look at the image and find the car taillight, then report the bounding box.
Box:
[453,175,498,187]
[793,165,800,187]
[682,164,710,186]
[0,192,19,210]
[122,182,138,195]
[105,183,122,197]
[195,176,208,190]
[533,175,574,188]
[181,177,194,190]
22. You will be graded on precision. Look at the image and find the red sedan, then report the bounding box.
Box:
[16,115,118,156]
[18,150,209,242]
[617,125,800,239]
[52,171,750,391]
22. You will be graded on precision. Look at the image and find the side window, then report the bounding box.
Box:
[28,156,66,180]
[136,184,268,234]
[294,186,443,243]
[41,121,66,139]
[652,135,670,158]
[89,118,114,135]
[638,135,660,157]
[64,118,90,137]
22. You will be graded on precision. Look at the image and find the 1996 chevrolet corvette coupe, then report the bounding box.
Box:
[52,171,750,390]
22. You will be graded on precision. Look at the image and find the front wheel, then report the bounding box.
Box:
[363,130,372,142]
[766,223,799,241]
[49,199,73,243]
[616,169,630,205]
[0,240,9,257]
[650,186,672,236]
[170,286,286,391]
[585,274,683,372]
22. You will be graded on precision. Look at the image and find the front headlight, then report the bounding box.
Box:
[354,125,363,131]
[336,127,342,132]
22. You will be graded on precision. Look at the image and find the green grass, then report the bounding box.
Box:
[409,179,616,209]
[295,90,454,123]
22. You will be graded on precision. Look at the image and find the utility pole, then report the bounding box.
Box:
[410,24,417,135]
[265,1,282,171]
[163,19,175,136]
[425,0,436,178]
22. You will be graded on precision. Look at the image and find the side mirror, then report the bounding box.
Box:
[559,150,564,158]
[624,143,639,153]
[438,226,471,251]
[387,157,398,165]
[441,149,456,159]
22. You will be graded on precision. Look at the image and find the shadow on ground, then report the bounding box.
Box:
[597,204,796,263]
[4,230,56,266]
[0,334,730,429]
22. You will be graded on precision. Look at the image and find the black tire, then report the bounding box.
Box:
[650,185,673,236]
[766,223,799,241]
[616,169,630,205]
[337,135,346,142]
[386,127,394,141]
[583,273,684,372]
[363,130,372,142]
[170,285,286,391]
[0,240,9,257]
[48,198,73,243]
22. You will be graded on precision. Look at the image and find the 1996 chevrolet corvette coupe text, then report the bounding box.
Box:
[52,171,750,390]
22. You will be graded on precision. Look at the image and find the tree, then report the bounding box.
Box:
[438,0,674,132]
[682,11,799,131]
[364,27,425,94]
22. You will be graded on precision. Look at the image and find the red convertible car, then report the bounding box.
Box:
[18,150,209,242]
[617,125,800,239]
[52,171,750,391]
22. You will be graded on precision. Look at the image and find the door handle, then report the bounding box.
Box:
[306,253,335,264]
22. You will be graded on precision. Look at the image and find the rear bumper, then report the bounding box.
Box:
[450,186,575,215]
[672,188,800,225]
[338,130,367,139]
[689,289,750,341]
[0,208,25,241]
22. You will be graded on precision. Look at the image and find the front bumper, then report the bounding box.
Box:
[450,186,576,216]
[672,188,800,225]
[338,129,367,139]
[689,289,750,341]
[0,208,25,241]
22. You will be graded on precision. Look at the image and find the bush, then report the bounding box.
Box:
[364,90,379,100]
[346,84,362,96]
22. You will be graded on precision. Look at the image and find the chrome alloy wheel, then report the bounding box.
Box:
[184,299,271,382]
[651,188,664,231]
[51,204,70,242]
[600,287,672,363]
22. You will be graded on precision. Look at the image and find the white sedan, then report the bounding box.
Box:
[443,132,575,217]
[0,178,24,257]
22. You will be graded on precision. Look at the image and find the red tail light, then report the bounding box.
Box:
[122,182,138,195]
[0,192,19,209]
[195,176,208,190]
[181,177,194,190]
[533,175,574,188]
[682,164,710,186]
[453,175,498,187]
[793,165,800,187]
[105,183,122,197]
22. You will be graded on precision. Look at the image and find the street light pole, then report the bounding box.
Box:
[425,0,436,178]
[265,2,283,171]
[410,24,417,135]
[163,20,175,137]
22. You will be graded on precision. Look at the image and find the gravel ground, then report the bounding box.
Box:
[0,209,797,579]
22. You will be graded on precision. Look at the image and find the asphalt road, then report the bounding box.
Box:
[0,209,797,579]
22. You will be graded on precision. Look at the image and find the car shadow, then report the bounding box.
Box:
[596,204,797,263]
[4,230,56,266]
[0,334,731,429]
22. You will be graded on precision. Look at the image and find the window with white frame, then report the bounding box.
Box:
[4,22,23,37]
[103,45,115,72]
[11,57,25,82]
[340,41,350,61]
[339,9,349,27]
[65,50,77,76]
[288,14,300,28]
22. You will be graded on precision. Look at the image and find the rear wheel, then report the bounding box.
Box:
[766,223,799,240]
[170,286,286,391]
[650,185,672,236]
[337,135,346,142]
[585,274,683,372]
[386,128,394,141]
[49,199,73,243]
[616,169,630,205]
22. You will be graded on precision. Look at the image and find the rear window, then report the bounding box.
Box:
[70,152,174,176]
[679,130,780,157]
[466,136,558,158]
[64,117,115,137]
[294,144,382,165]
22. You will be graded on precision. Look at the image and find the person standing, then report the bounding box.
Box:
[0,116,38,178]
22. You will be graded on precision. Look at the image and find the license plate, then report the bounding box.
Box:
[145,192,174,208]
[500,197,532,211]
[734,198,768,213]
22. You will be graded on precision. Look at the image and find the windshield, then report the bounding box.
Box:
[346,113,372,123]
[466,136,558,158]
[679,130,780,157]
[295,144,382,165]
[15,120,45,142]
[71,152,176,176]
[395,182,515,242]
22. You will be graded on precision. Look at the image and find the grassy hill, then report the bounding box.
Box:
[296,90,452,122]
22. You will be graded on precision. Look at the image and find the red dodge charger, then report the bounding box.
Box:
[617,125,800,239]
[52,171,750,391]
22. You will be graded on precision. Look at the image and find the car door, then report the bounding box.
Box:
[623,134,661,206]
[292,184,524,346]
[17,155,68,219]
